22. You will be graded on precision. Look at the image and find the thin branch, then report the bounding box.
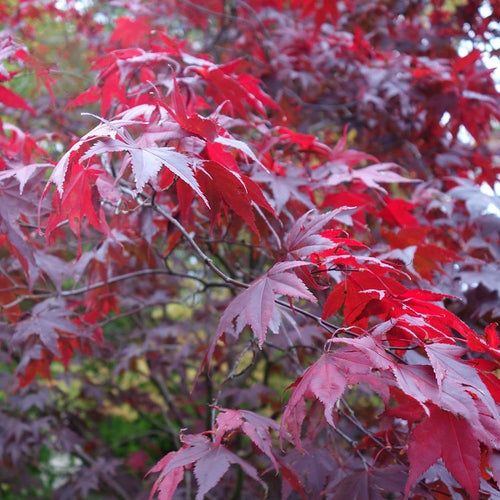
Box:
[236,0,270,38]
[153,201,350,334]
[339,397,408,469]
[153,204,247,289]
[149,372,186,426]
[177,0,252,25]
[1,267,227,309]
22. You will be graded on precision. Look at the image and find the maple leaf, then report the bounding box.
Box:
[210,261,316,355]
[326,465,408,500]
[214,133,264,168]
[10,298,90,364]
[214,407,282,470]
[315,161,419,194]
[48,113,147,193]
[148,433,267,500]
[252,167,314,215]
[45,159,110,245]
[50,110,209,206]
[0,85,36,115]
[85,137,206,198]
[422,343,500,446]
[282,353,347,448]
[11,344,52,389]
[190,60,280,118]
[405,405,480,500]
[8,297,96,389]
[0,171,45,282]
[168,71,219,142]
[197,161,275,235]
[321,266,405,323]
[0,162,51,195]
[110,16,152,47]
[281,443,337,499]
[328,325,500,439]
[284,208,355,258]
[327,329,395,372]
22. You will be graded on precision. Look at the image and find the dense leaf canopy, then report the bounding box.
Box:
[0,0,499,499]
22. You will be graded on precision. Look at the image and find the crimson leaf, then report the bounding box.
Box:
[148,433,267,500]
[210,261,316,354]
[405,405,480,500]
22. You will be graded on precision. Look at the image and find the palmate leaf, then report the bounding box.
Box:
[208,261,316,360]
[53,105,209,202]
[148,433,266,500]
[10,298,91,388]
[0,161,51,195]
[191,62,280,118]
[284,207,356,257]
[252,167,314,215]
[328,328,500,441]
[316,161,419,194]
[423,343,500,446]
[326,465,408,500]
[0,84,36,115]
[48,114,146,193]
[405,406,480,500]
[45,159,110,245]
[11,298,80,356]
[168,71,219,142]
[197,160,275,235]
[0,171,45,282]
[84,138,206,199]
[214,407,282,470]
[281,353,347,448]
[209,412,308,500]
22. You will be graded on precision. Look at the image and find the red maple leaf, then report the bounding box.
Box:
[282,353,347,448]
[210,261,316,354]
[405,405,480,500]
[148,433,266,500]
[0,85,36,114]
[214,407,282,470]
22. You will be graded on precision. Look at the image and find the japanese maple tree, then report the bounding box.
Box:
[0,0,499,499]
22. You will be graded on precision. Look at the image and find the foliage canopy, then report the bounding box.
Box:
[0,0,499,499]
